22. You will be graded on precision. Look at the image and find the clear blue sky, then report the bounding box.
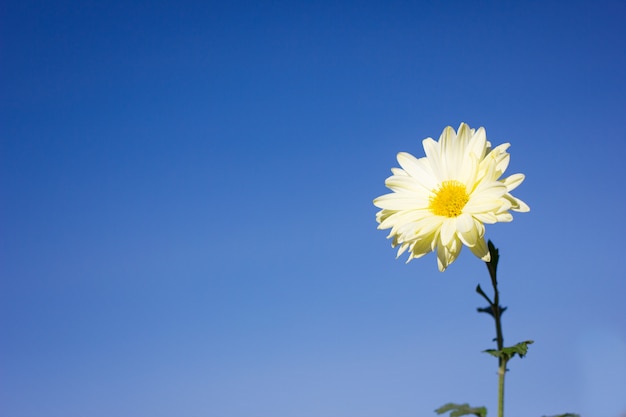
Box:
[2,1,625,416]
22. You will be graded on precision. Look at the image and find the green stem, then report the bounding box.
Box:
[492,282,506,417]
[498,361,506,417]
[485,241,506,417]
[492,281,504,356]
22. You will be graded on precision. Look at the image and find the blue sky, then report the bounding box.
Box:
[1,1,626,416]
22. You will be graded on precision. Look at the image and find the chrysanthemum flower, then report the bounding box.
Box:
[374,123,529,271]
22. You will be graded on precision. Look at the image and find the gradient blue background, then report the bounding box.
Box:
[2,1,626,416]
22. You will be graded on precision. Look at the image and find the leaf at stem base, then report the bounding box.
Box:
[541,414,580,417]
[435,403,487,417]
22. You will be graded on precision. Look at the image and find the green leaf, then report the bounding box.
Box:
[435,403,487,417]
[477,305,507,318]
[541,414,580,417]
[543,413,580,417]
[484,340,534,362]
[475,284,493,306]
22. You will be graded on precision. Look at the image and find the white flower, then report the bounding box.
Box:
[374,123,529,271]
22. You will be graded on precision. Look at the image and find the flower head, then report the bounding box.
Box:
[374,123,529,271]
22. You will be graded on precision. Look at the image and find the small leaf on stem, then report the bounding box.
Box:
[484,340,534,361]
[475,284,493,306]
[435,403,487,417]
[477,305,507,318]
[541,414,580,417]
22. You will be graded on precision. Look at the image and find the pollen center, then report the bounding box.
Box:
[429,180,469,217]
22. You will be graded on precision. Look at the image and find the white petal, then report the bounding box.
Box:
[487,143,511,175]
[463,198,504,214]
[476,156,498,184]
[467,127,487,160]
[391,167,407,176]
[455,213,473,233]
[410,234,437,259]
[440,218,457,246]
[456,214,479,247]
[495,212,513,222]
[436,243,449,272]
[436,236,461,271]
[472,212,498,224]
[422,137,445,181]
[509,195,530,212]
[502,173,525,191]
[378,209,431,230]
[416,216,445,237]
[441,125,462,178]
[385,175,430,194]
[468,237,490,261]
[496,154,510,176]
[396,243,410,257]
[373,194,424,210]
[471,182,507,200]
[396,152,437,189]
[459,154,478,190]
[456,123,472,144]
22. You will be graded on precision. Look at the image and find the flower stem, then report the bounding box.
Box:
[491,277,506,417]
[483,241,506,417]
[498,361,506,417]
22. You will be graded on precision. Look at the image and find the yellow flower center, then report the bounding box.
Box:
[429,180,469,217]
